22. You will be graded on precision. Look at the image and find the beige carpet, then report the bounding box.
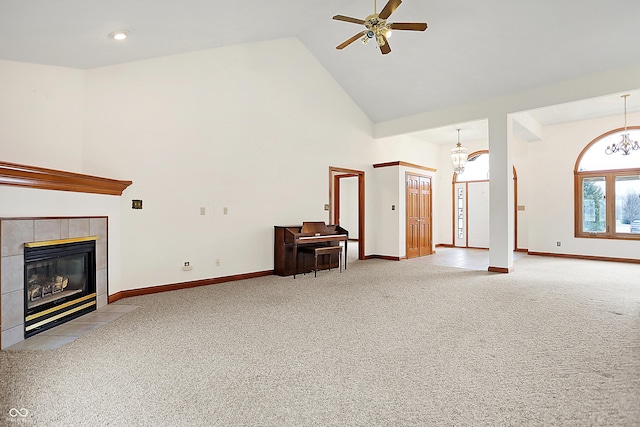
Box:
[1,255,639,426]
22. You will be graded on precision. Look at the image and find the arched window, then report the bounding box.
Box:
[455,152,489,182]
[575,127,640,239]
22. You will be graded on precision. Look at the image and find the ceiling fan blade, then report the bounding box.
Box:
[337,31,366,50]
[390,22,428,31]
[379,36,391,55]
[379,0,402,20]
[333,15,366,25]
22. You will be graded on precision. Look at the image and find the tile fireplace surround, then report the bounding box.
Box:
[1,217,108,349]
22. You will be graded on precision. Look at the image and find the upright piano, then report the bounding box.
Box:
[274,222,348,277]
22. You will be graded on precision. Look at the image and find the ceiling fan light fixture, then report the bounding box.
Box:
[333,0,427,55]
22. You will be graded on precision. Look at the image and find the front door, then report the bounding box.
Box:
[406,173,432,258]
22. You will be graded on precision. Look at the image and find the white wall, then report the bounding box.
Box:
[2,40,638,296]
[1,39,437,293]
[372,134,439,258]
[0,61,124,292]
[79,38,427,290]
[370,164,438,259]
[370,166,401,257]
[339,177,359,239]
[526,112,640,259]
[0,60,84,171]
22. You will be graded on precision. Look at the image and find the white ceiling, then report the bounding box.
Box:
[1,0,639,128]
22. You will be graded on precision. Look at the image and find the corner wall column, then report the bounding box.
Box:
[488,114,514,272]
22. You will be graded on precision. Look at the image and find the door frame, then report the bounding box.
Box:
[329,167,365,261]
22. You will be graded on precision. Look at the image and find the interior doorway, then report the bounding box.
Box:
[330,167,365,261]
[406,172,433,258]
[452,151,518,249]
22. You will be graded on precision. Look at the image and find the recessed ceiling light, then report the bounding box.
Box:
[108,31,128,41]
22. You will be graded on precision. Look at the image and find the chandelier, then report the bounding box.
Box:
[450,128,468,174]
[605,94,639,156]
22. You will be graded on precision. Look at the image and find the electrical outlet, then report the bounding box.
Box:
[223,207,228,215]
[215,259,221,266]
[200,207,206,215]
[183,261,192,271]
[556,241,561,247]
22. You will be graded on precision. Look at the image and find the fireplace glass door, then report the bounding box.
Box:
[27,253,88,309]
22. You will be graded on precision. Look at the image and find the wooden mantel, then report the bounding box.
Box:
[0,161,132,196]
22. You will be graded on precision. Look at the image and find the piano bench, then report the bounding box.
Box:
[301,245,343,278]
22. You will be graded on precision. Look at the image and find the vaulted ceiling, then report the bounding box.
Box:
[1,0,639,131]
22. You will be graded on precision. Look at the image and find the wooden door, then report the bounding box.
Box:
[406,173,432,258]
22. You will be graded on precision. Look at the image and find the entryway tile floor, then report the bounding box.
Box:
[5,304,138,351]
[415,247,527,271]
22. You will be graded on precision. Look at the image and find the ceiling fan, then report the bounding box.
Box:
[333,0,427,55]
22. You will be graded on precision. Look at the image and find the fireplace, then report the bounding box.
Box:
[1,217,109,349]
[23,238,97,338]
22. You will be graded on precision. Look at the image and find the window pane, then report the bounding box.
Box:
[615,175,640,233]
[578,129,640,171]
[582,177,606,233]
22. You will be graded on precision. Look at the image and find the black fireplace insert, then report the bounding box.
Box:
[24,239,97,338]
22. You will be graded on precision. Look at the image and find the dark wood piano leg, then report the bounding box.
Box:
[293,244,298,279]
[344,240,347,270]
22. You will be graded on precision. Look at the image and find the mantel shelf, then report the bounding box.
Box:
[0,161,132,196]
